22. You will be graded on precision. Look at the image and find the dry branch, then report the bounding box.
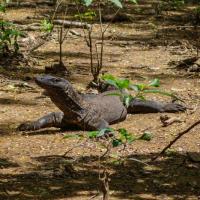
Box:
[7,1,54,7]
[53,20,91,29]
[29,33,52,53]
[99,169,110,200]
[18,23,41,31]
[152,119,200,161]
[21,18,91,29]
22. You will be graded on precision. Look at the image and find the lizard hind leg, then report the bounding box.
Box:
[127,99,186,114]
[18,112,65,131]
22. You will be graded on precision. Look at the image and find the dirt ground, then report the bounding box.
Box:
[0,2,200,200]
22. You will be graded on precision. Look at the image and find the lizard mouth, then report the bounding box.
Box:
[35,75,68,91]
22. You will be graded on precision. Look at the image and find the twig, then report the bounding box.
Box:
[100,140,113,159]
[95,42,100,68]
[62,139,88,157]
[29,33,52,53]
[98,1,104,77]
[102,8,120,34]
[89,193,100,200]
[152,119,200,161]
[94,6,120,82]
[74,0,94,77]
[28,0,62,53]
[51,0,64,24]
[88,27,94,76]
[99,169,110,200]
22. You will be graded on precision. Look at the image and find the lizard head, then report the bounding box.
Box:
[35,75,84,114]
[35,75,70,92]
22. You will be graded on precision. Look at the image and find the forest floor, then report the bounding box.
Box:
[0,2,200,200]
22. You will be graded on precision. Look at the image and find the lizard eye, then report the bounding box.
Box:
[52,78,61,83]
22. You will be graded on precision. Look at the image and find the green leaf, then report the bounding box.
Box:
[142,89,179,100]
[129,84,139,92]
[132,83,147,91]
[40,19,53,33]
[9,29,22,37]
[135,95,146,101]
[87,128,114,138]
[101,74,116,81]
[118,128,136,143]
[87,131,99,138]
[105,79,119,89]
[129,0,138,4]
[112,139,122,147]
[97,128,114,137]
[116,79,130,89]
[148,79,160,87]
[106,92,122,97]
[102,74,131,90]
[139,132,152,141]
[83,0,93,6]
[75,10,96,21]
[0,4,6,13]
[0,21,13,27]
[123,94,133,107]
[109,0,123,8]
[118,128,128,137]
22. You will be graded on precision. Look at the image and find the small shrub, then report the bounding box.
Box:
[0,1,22,55]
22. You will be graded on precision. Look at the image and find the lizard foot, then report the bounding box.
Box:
[17,122,36,131]
[97,130,114,139]
[163,103,186,113]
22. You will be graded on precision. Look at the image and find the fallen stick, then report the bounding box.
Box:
[7,1,54,7]
[53,19,91,29]
[152,119,200,161]
[159,25,200,31]
[18,18,91,29]
[29,33,52,53]
[18,23,41,31]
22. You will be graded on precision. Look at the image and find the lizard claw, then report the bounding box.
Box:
[97,130,114,139]
[163,103,186,113]
[17,122,35,131]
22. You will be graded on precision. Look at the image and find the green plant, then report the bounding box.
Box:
[75,10,96,21]
[40,19,53,33]
[0,19,22,55]
[40,1,69,72]
[64,127,152,149]
[62,125,144,199]
[0,0,22,55]
[0,4,6,13]
[101,74,179,107]
[77,0,137,84]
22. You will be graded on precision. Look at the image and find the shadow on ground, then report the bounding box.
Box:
[0,98,37,106]
[0,152,199,199]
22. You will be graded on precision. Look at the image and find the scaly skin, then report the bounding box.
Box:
[18,75,186,132]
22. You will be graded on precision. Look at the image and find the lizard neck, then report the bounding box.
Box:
[47,87,86,118]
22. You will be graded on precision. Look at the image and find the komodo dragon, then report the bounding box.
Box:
[18,75,186,131]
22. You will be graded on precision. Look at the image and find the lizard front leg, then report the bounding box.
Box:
[18,112,65,131]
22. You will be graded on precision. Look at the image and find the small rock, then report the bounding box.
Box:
[188,64,200,72]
